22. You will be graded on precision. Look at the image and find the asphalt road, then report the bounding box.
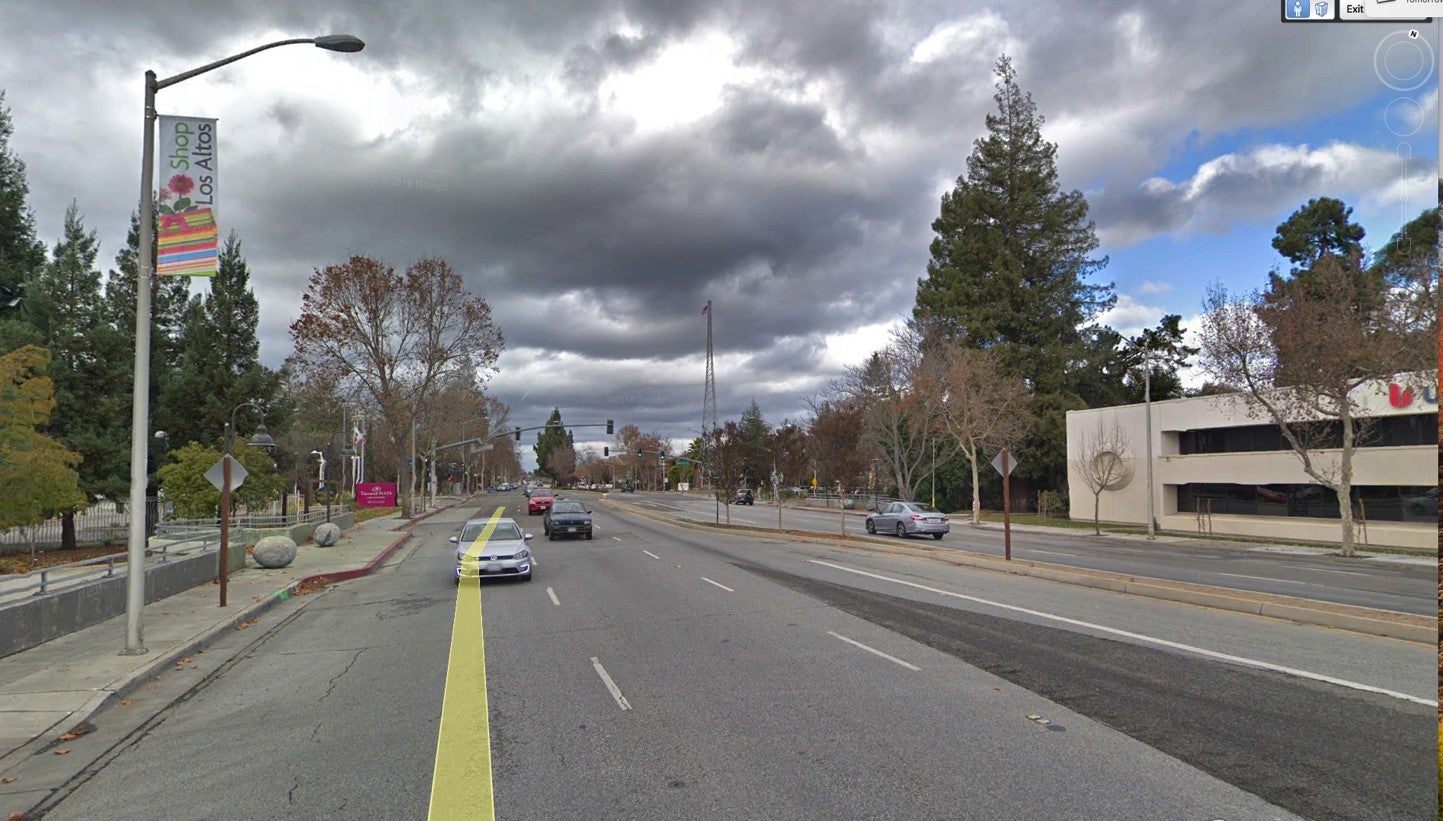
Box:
[636,492,1437,615]
[42,495,1437,820]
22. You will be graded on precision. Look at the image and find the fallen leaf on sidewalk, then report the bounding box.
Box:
[53,749,70,756]
[145,684,157,691]
[1,776,15,784]
[11,810,26,820]
[120,700,133,707]
[57,722,95,742]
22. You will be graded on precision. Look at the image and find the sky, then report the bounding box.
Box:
[0,1,1437,468]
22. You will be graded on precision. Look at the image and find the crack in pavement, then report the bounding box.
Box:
[320,649,366,704]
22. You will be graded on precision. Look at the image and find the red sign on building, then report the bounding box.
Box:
[355,482,398,508]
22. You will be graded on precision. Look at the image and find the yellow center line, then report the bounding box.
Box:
[428,506,505,820]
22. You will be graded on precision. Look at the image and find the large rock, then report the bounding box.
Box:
[253,535,298,568]
[313,522,342,547]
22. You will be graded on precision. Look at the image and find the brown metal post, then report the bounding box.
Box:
[219,454,230,606]
[1002,449,1012,562]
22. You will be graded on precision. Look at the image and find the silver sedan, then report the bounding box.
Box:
[449,518,535,582]
[865,501,950,539]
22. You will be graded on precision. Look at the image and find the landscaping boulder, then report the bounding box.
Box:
[253,535,298,568]
[313,522,342,547]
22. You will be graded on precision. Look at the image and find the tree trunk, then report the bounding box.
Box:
[61,510,77,551]
[967,442,981,524]
[1335,485,1355,558]
[1093,491,1101,535]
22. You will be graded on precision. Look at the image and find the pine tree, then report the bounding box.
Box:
[103,208,193,488]
[158,232,284,450]
[0,91,45,310]
[534,407,572,484]
[914,55,1112,489]
[737,399,770,484]
[28,204,132,546]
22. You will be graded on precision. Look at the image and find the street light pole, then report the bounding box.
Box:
[121,34,364,653]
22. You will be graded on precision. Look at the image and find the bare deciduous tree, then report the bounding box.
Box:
[937,345,1031,523]
[1072,418,1133,535]
[289,255,503,517]
[1198,256,1434,557]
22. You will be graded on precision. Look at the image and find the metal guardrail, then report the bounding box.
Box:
[156,506,349,536]
[0,531,228,605]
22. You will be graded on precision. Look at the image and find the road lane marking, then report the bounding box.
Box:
[590,657,632,710]
[642,549,661,559]
[613,536,624,542]
[808,559,1437,707]
[1026,550,1079,557]
[429,507,505,820]
[828,631,920,670]
[700,577,735,592]
[546,587,560,606]
[1308,568,1369,576]
[1219,573,1307,585]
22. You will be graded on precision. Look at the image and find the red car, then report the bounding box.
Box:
[527,489,556,515]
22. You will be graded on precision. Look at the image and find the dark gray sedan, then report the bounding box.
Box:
[865,501,950,539]
[543,499,593,540]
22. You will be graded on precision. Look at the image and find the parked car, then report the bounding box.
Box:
[866,501,949,539]
[621,483,635,493]
[732,489,754,505]
[449,517,534,582]
[527,488,556,515]
[544,499,593,540]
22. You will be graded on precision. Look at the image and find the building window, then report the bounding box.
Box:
[1177,483,1436,523]
[1177,415,1436,455]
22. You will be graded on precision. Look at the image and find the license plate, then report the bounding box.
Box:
[568,527,578,532]
[485,561,502,573]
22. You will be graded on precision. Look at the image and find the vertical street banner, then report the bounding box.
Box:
[156,115,219,276]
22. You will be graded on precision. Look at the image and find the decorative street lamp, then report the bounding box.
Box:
[123,34,365,654]
[219,402,275,607]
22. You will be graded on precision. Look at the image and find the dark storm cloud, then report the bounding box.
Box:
[0,0,1429,464]
[711,89,851,163]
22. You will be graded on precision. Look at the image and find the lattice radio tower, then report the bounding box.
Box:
[701,300,717,490]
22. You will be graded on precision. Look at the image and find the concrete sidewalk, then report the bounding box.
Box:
[0,497,464,784]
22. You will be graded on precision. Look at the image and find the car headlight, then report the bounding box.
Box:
[456,551,468,562]
[515,549,530,559]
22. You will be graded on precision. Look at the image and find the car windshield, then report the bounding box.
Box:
[531,490,553,498]
[908,504,941,514]
[460,522,522,543]
[551,501,584,513]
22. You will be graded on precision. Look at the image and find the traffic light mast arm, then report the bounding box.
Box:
[485,419,616,443]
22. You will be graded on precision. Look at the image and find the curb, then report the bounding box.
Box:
[0,578,302,777]
[601,498,1435,644]
[296,532,414,588]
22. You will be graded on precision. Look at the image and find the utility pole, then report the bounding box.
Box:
[701,300,717,497]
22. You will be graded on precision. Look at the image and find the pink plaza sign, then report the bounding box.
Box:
[355,482,398,508]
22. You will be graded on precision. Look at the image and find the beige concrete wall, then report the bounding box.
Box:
[1065,374,1437,549]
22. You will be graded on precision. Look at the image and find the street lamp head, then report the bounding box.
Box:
[313,34,365,52]
[248,423,277,450]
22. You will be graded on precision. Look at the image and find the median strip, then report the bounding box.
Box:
[428,507,505,821]
[809,559,1437,707]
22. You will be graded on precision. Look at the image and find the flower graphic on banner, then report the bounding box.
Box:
[159,174,200,216]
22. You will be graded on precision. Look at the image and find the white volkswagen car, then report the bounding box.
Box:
[449,517,535,582]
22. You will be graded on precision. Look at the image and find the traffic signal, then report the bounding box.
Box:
[514,427,521,441]
[603,446,609,456]
[606,419,614,434]
[636,449,643,458]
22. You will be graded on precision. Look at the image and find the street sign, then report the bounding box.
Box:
[205,454,248,490]
[990,449,1018,477]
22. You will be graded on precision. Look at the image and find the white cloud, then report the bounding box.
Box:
[1095,294,1162,336]
[1095,141,1436,247]
[1137,280,1173,295]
